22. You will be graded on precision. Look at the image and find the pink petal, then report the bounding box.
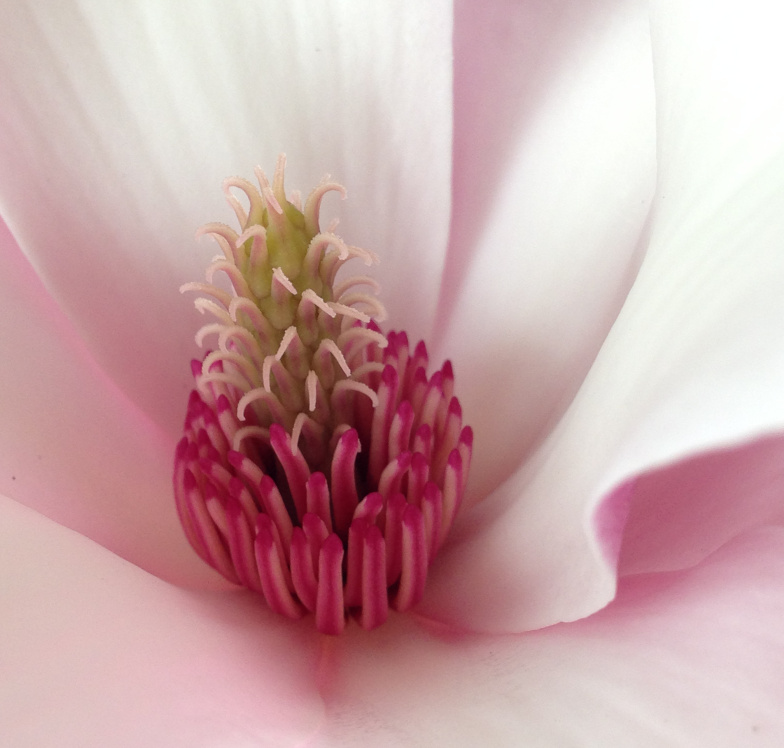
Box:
[618,433,784,576]
[0,2,453,435]
[0,218,219,587]
[439,0,657,496]
[0,495,324,746]
[424,0,784,631]
[317,527,784,745]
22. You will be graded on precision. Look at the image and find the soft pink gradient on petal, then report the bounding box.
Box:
[0,4,782,744]
[0,496,324,747]
[592,477,636,568]
[0,217,222,589]
[422,0,784,633]
[316,527,784,746]
[618,433,784,576]
[439,0,656,498]
[0,2,453,436]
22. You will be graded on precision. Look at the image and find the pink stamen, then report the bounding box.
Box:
[306,472,333,532]
[344,517,368,608]
[290,528,318,611]
[360,525,388,630]
[369,366,399,483]
[440,450,464,547]
[316,534,346,635]
[225,499,262,592]
[175,161,473,634]
[303,513,330,573]
[384,492,407,585]
[270,424,310,521]
[353,491,384,525]
[394,504,428,611]
[378,451,412,498]
[183,471,238,583]
[255,514,303,619]
[388,400,415,461]
[329,428,361,535]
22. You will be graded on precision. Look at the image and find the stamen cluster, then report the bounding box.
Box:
[174,156,472,633]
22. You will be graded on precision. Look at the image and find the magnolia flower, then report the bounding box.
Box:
[2,0,784,745]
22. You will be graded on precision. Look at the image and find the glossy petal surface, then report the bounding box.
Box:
[440,0,656,496]
[319,527,784,746]
[0,218,217,586]
[424,0,784,631]
[0,1,453,434]
[0,496,323,747]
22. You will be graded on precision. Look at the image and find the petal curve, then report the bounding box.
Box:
[440,0,656,496]
[425,0,784,631]
[0,495,324,747]
[0,1,453,435]
[318,527,784,746]
[0,217,219,586]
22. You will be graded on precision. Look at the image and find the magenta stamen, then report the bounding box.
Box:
[412,423,433,462]
[232,455,291,550]
[378,451,412,498]
[228,476,260,524]
[330,428,360,534]
[198,458,234,494]
[384,492,407,585]
[175,161,473,634]
[290,528,318,612]
[305,472,333,532]
[406,452,430,507]
[387,400,414,462]
[431,398,463,485]
[421,482,443,562]
[316,534,346,635]
[269,424,310,521]
[344,517,368,607]
[394,504,427,611]
[353,491,384,525]
[302,513,330,574]
[408,367,428,415]
[439,450,464,547]
[368,365,399,484]
[184,471,239,583]
[216,395,239,446]
[200,408,230,460]
[257,474,295,550]
[360,525,388,630]
[204,482,229,537]
[255,514,303,619]
[458,426,474,494]
[225,499,263,592]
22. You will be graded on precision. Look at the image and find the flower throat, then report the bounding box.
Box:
[174,155,472,634]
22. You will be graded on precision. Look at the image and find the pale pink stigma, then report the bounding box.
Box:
[174,158,473,633]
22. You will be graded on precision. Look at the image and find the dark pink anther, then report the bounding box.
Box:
[174,159,473,634]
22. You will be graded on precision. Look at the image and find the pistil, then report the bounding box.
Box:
[174,156,472,633]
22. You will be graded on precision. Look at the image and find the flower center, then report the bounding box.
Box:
[174,155,472,633]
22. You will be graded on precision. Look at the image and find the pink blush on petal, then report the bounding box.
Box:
[591,477,636,569]
[617,433,784,577]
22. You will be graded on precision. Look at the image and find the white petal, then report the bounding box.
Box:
[0,1,453,435]
[318,527,784,746]
[0,217,220,587]
[438,0,657,496]
[424,0,784,631]
[0,496,324,746]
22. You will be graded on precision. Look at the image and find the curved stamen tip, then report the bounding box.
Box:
[174,157,472,634]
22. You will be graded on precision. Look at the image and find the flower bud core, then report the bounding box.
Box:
[174,155,472,633]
